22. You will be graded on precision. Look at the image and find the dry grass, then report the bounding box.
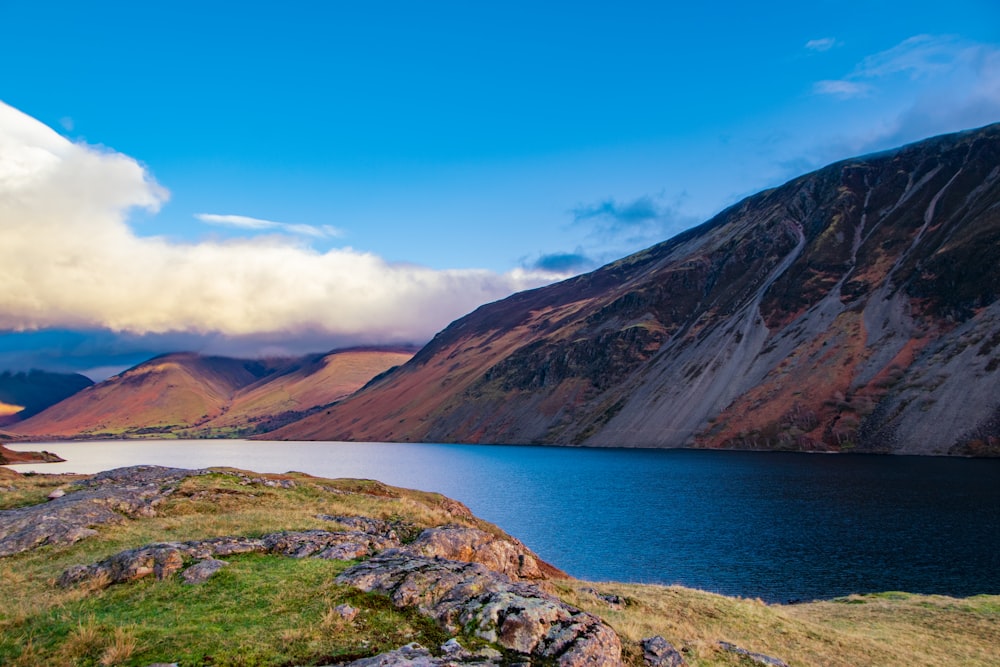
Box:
[0,471,85,510]
[556,580,1000,667]
[98,626,138,666]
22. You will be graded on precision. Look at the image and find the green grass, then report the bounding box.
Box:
[2,554,455,666]
[2,468,998,666]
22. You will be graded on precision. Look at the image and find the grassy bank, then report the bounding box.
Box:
[1,469,996,666]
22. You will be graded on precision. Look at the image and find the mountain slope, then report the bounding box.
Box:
[197,347,417,434]
[0,370,93,426]
[12,348,415,439]
[11,353,274,437]
[272,124,1000,455]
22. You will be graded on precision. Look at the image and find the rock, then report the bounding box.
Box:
[181,558,228,584]
[404,524,555,580]
[0,465,208,557]
[263,529,399,560]
[59,543,187,587]
[334,603,359,621]
[718,641,789,667]
[582,587,626,608]
[438,498,473,518]
[440,638,463,654]
[641,636,686,666]
[47,488,66,500]
[317,514,418,541]
[190,535,268,557]
[331,642,500,667]
[59,529,402,589]
[337,551,622,666]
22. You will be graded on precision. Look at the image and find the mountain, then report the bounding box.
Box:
[12,348,415,439]
[195,347,418,435]
[272,124,1000,455]
[0,370,94,426]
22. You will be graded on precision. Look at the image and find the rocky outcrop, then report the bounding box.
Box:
[337,552,622,666]
[58,527,403,588]
[0,465,205,557]
[317,514,420,542]
[406,524,562,580]
[330,641,503,667]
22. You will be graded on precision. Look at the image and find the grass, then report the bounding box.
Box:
[4,554,453,666]
[0,472,85,510]
[2,468,998,666]
[551,581,1000,666]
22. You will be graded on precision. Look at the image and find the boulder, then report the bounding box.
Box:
[718,641,789,667]
[333,603,359,621]
[641,636,686,666]
[181,558,229,584]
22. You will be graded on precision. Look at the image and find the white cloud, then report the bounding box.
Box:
[808,35,1000,148]
[195,213,343,239]
[805,38,838,52]
[855,34,964,79]
[813,79,871,99]
[0,101,564,346]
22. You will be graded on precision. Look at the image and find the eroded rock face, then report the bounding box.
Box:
[406,524,550,580]
[337,552,622,666]
[317,514,419,542]
[0,465,206,557]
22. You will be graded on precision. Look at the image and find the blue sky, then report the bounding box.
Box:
[1,1,998,378]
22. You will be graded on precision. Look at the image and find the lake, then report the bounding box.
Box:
[7,440,1000,603]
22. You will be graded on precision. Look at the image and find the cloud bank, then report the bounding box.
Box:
[0,101,563,352]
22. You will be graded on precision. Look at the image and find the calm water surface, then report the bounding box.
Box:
[8,440,1000,603]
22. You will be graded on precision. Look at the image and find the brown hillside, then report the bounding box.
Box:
[11,353,271,438]
[12,348,415,440]
[198,347,416,433]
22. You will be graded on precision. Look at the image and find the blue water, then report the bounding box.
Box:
[8,440,1000,603]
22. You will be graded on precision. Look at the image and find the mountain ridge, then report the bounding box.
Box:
[271,123,1000,455]
[11,347,416,439]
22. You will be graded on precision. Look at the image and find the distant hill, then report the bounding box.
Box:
[271,123,1000,456]
[11,348,415,439]
[0,370,93,426]
[197,347,418,435]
